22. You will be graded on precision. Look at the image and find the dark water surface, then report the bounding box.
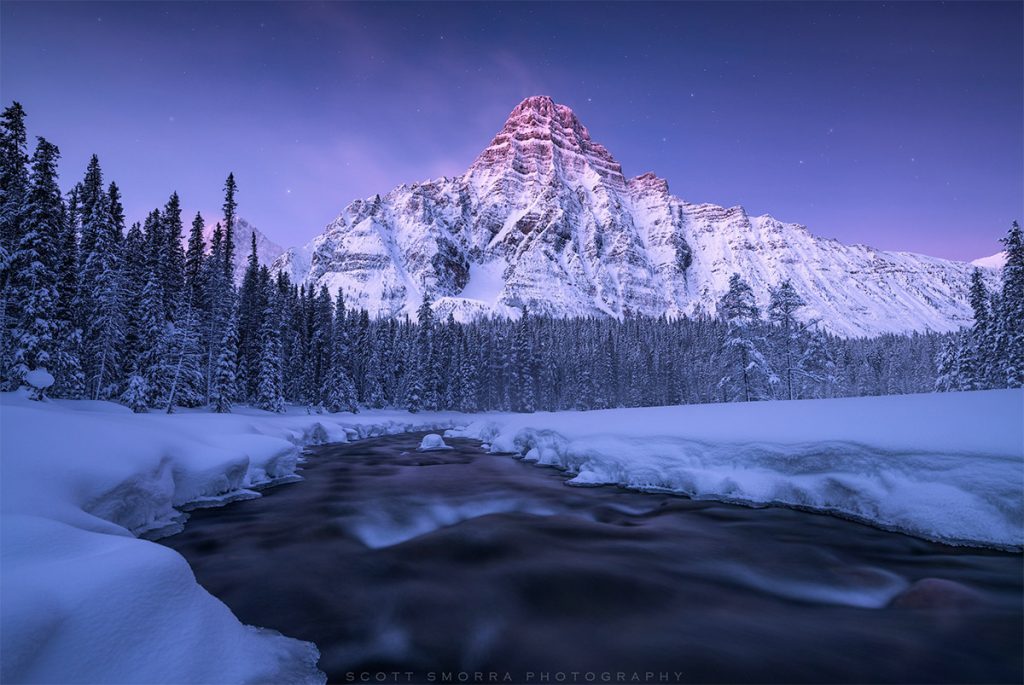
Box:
[162,433,1023,684]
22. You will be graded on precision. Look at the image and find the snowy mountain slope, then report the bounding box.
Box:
[971,252,1006,270]
[205,218,286,285]
[274,95,993,336]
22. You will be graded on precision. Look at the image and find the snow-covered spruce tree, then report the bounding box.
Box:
[592,331,615,410]
[718,273,775,402]
[163,301,205,412]
[201,221,234,403]
[279,280,304,404]
[159,192,187,321]
[457,334,479,412]
[964,268,996,390]
[325,363,358,413]
[324,288,358,412]
[767,279,807,400]
[235,231,264,402]
[511,307,536,412]
[310,285,334,408]
[255,285,284,413]
[51,185,85,399]
[573,341,595,410]
[362,323,388,409]
[0,102,30,390]
[536,325,560,410]
[996,221,1024,387]
[77,156,103,261]
[56,185,80,324]
[185,212,206,303]
[120,373,149,414]
[119,223,148,381]
[627,338,651,407]
[955,330,980,391]
[0,240,12,390]
[437,313,458,409]
[107,182,125,242]
[934,336,959,392]
[325,307,359,413]
[211,311,238,413]
[222,172,237,280]
[8,137,62,393]
[75,158,125,400]
[0,102,29,263]
[294,286,316,408]
[137,267,169,407]
[799,329,840,398]
[383,318,402,404]
[351,309,371,402]
[415,289,439,410]
[404,310,426,413]
[969,268,991,331]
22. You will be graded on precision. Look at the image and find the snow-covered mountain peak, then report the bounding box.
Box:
[971,252,1006,270]
[203,218,285,285]
[273,96,994,336]
[466,95,625,192]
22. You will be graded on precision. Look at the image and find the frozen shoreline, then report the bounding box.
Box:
[449,390,1024,550]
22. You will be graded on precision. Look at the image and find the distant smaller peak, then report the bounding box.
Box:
[630,172,669,194]
[971,252,1006,269]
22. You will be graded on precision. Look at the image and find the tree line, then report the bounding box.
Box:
[1,102,1018,414]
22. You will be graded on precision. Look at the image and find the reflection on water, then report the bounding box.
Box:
[161,433,1023,684]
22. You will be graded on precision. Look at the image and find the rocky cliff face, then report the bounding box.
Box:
[273,95,991,336]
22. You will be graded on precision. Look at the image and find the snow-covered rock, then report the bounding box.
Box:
[417,433,452,451]
[274,95,996,337]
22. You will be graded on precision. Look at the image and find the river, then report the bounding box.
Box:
[161,432,1023,684]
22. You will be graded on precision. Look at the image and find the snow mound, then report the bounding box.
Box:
[23,368,54,390]
[450,390,1024,549]
[417,433,452,451]
[0,393,468,683]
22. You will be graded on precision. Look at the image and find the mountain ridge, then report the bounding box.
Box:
[272,95,994,337]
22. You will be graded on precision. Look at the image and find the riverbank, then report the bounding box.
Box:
[0,392,467,684]
[451,389,1024,549]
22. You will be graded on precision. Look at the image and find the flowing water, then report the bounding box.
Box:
[162,433,1022,684]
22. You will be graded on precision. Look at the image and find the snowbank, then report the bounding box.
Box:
[449,390,1024,549]
[0,392,467,684]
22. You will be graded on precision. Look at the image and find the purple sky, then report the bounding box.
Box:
[2,1,1021,260]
